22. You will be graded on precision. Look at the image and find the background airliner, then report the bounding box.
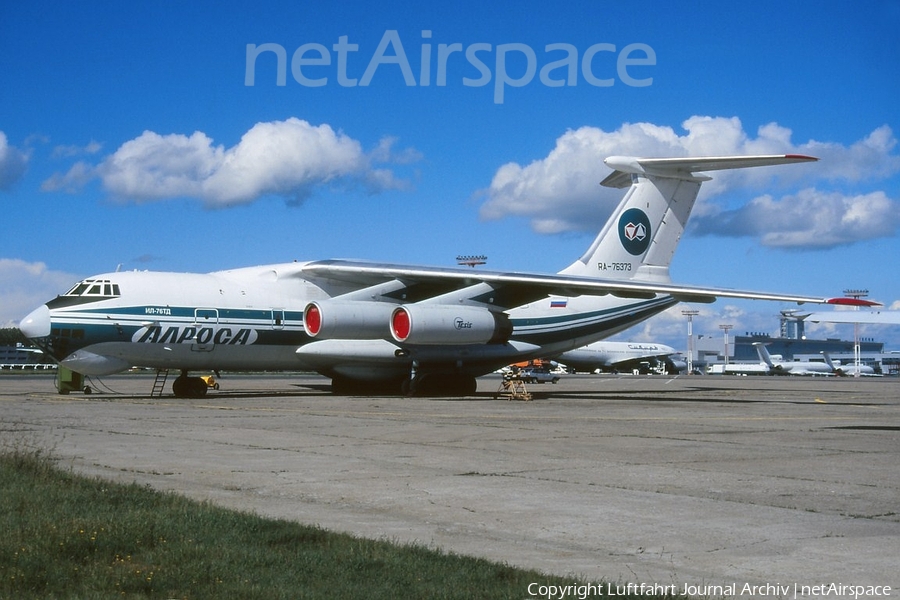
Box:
[20,154,867,397]
[753,342,834,376]
[553,341,683,374]
[822,353,877,377]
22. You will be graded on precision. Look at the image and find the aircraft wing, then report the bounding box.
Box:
[612,351,676,365]
[300,259,840,308]
[789,369,834,377]
[805,310,900,325]
[605,352,676,370]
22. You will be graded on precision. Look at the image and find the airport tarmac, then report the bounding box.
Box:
[2,372,899,592]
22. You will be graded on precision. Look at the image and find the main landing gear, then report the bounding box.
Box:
[401,374,478,397]
[329,373,478,397]
[172,370,212,398]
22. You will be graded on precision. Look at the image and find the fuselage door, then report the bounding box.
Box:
[271,309,285,330]
[192,308,219,352]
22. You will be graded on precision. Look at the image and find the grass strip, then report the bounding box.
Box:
[0,443,681,599]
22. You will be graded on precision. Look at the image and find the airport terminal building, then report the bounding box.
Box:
[0,343,56,370]
[692,314,896,375]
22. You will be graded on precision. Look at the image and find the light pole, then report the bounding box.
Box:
[456,255,487,268]
[843,289,868,377]
[682,309,699,374]
[719,324,733,366]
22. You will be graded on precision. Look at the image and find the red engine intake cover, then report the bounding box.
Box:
[304,303,322,336]
[391,307,411,341]
[389,304,512,345]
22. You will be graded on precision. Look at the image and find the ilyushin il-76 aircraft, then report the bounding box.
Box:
[19,154,873,397]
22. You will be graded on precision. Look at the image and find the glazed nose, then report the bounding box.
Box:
[19,304,51,338]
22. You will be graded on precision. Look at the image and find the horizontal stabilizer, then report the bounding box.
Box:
[601,154,818,188]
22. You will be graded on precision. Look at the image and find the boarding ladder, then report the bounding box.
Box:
[151,369,169,397]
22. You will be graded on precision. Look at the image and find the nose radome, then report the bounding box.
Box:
[19,304,51,339]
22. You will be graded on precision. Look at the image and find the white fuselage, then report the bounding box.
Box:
[552,341,679,372]
[20,263,676,380]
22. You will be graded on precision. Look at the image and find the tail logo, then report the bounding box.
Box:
[618,208,651,255]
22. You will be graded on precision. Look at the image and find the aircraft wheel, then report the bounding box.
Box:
[173,376,208,398]
[332,376,406,396]
[412,375,477,397]
[172,377,187,397]
[331,376,355,395]
[191,378,208,397]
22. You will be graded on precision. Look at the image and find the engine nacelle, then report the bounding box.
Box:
[390,304,512,345]
[60,349,131,376]
[303,301,396,339]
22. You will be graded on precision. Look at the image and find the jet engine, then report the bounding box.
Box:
[390,304,512,345]
[303,301,396,339]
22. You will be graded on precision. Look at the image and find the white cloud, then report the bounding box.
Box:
[369,136,424,165]
[0,131,29,191]
[805,125,900,181]
[611,302,782,350]
[693,189,900,249]
[43,118,419,206]
[478,117,900,247]
[51,140,103,158]
[41,161,96,193]
[0,259,79,327]
[478,121,690,234]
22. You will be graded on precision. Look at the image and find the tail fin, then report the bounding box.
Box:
[561,155,817,281]
[821,351,838,372]
[753,341,776,367]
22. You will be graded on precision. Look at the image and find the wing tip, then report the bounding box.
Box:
[826,297,882,307]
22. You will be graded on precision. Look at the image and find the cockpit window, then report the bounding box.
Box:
[64,279,121,297]
[66,282,90,296]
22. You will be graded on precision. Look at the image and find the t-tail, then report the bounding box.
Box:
[753,341,776,368]
[560,155,817,281]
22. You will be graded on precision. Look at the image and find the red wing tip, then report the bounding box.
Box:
[826,297,882,307]
[784,154,819,161]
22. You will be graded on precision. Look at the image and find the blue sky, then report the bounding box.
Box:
[2,0,899,351]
